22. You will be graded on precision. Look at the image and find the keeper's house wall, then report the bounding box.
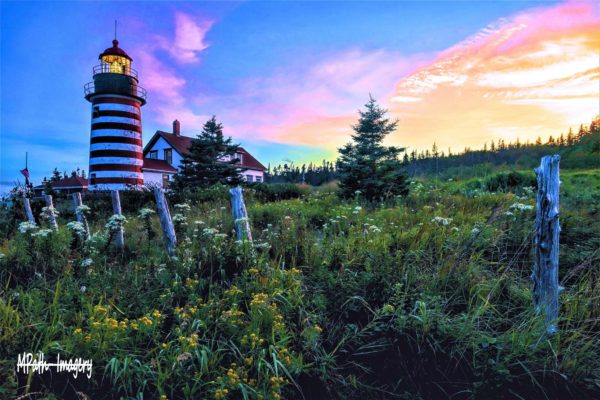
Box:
[143,170,174,186]
[145,137,184,169]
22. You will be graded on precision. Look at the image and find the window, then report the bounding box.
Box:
[164,148,172,165]
[90,173,96,185]
[255,176,262,183]
[162,174,170,187]
[237,153,244,164]
[246,175,253,182]
[92,106,100,118]
[149,150,158,159]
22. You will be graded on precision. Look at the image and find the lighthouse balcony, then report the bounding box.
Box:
[84,81,147,105]
[93,63,139,80]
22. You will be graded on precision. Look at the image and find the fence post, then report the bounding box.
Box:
[72,192,91,240]
[229,186,252,243]
[532,154,562,335]
[111,190,125,251]
[153,187,177,256]
[44,194,58,230]
[23,197,35,224]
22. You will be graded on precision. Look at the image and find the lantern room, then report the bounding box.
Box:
[98,39,133,76]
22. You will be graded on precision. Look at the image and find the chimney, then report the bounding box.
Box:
[173,119,181,136]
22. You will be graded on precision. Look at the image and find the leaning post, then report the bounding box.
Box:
[111,190,125,251]
[532,154,562,335]
[73,192,91,240]
[153,187,177,257]
[23,197,35,224]
[229,186,253,243]
[44,194,59,231]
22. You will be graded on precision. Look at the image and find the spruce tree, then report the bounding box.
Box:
[174,116,245,190]
[336,96,409,201]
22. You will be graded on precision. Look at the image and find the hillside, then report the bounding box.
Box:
[0,167,599,399]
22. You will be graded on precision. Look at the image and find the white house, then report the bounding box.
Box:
[141,120,267,186]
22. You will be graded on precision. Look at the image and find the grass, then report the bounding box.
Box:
[0,169,599,399]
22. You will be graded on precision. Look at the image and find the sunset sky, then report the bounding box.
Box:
[1,0,598,192]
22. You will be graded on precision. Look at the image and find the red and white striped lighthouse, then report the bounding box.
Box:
[84,38,147,190]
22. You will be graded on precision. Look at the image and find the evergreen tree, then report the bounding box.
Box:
[336,97,409,201]
[173,116,245,190]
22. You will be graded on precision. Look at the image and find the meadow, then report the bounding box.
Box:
[0,168,599,399]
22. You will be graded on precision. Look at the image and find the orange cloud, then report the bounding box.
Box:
[387,0,600,152]
[257,1,598,155]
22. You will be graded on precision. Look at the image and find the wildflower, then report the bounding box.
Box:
[40,206,59,220]
[152,309,162,318]
[471,227,481,236]
[32,229,53,238]
[174,203,191,213]
[160,395,168,400]
[509,202,534,212]
[431,216,452,226]
[138,208,155,219]
[74,328,82,335]
[314,324,323,333]
[80,258,93,267]
[250,293,269,307]
[76,205,91,214]
[105,214,127,232]
[67,221,87,239]
[84,335,92,342]
[18,221,37,234]
[214,388,229,400]
[80,286,87,293]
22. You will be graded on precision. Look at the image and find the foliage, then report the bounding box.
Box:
[0,168,599,399]
[336,97,409,202]
[251,183,309,202]
[173,116,245,191]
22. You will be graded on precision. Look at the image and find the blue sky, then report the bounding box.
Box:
[2,0,597,194]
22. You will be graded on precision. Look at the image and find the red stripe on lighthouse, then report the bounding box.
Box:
[89,164,143,172]
[94,110,141,120]
[91,122,142,133]
[90,136,142,146]
[93,177,144,185]
[92,97,141,107]
[90,149,143,158]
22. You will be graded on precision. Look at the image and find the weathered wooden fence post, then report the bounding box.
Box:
[532,154,562,335]
[229,186,252,243]
[153,187,177,256]
[23,197,35,224]
[72,192,91,240]
[111,190,125,251]
[44,194,58,230]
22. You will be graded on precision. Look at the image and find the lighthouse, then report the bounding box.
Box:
[84,38,146,190]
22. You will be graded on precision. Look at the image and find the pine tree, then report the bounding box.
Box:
[173,116,245,190]
[336,97,409,201]
[567,128,575,146]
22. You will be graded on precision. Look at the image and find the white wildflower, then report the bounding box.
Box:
[105,214,127,232]
[80,286,87,293]
[509,203,534,212]
[67,221,86,238]
[32,229,53,238]
[18,221,38,234]
[40,206,59,220]
[76,205,91,214]
[138,208,155,219]
[80,258,93,267]
[431,216,452,226]
[174,203,191,213]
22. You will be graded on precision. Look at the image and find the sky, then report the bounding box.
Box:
[1,0,598,193]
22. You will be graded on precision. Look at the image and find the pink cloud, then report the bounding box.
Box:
[132,12,213,130]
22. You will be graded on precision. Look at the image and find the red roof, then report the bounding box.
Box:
[51,176,88,189]
[144,131,267,171]
[99,39,132,61]
[142,158,177,173]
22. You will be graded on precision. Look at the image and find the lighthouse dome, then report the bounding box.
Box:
[99,39,132,61]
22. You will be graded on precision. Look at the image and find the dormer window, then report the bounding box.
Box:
[164,148,172,165]
[149,150,158,159]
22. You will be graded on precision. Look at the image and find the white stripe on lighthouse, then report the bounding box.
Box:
[92,116,142,126]
[92,103,141,115]
[90,129,141,139]
[93,171,144,179]
[90,143,142,152]
[89,157,144,166]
